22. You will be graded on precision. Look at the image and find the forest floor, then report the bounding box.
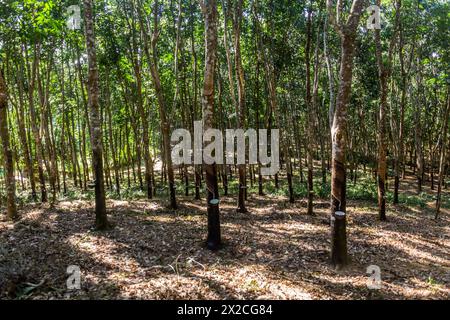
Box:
[0,175,449,300]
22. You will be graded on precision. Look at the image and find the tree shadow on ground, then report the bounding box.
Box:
[0,194,448,299]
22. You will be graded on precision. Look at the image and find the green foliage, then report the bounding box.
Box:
[0,0,448,220]
[348,178,378,201]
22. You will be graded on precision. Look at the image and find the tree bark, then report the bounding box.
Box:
[37,54,58,205]
[415,67,424,194]
[305,4,315,214]
[374,18,388,221]
[83,0,109,230]
[138,0,177,209]
[327,0,366,269]
[0,69,17,220]
[201,0,221,251]
[127,3,153,199]
[27,43,47,203]
[436,92,449,219]
[231,0,248,213]
[105,69,121,197]
[375,0,400,220]
[14,50,37,201]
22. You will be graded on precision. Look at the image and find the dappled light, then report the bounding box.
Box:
[0,0,449,302]
[1,194,448,299]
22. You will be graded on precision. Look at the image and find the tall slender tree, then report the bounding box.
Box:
[83,0,109,230]
[27,43,47,203]
[374,0,400,221]
[201,0,221,250]
[436,92,449,219]
[138,0,177,209]
[0,69,17,221]
[231,0,248,213]
[305,3,315,215]
[327,0,367,269]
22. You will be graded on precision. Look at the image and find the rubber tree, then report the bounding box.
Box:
[327,0,367,269]
[0,69,18,221]
[83,0,109,230]
[200,0,221,251]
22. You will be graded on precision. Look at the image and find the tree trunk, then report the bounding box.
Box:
[201,0,221,251]
[128,7,153,199]
[0,70,17,220]
[374,19,387,222]
[327,0,366,269]
[415,73,424,194]
[138,0,177,209]
[15,51,37,201]
[28,43,47,203]
[436,93,449,219]
[305,5,314,214]
[59,53,68,195]
[105,69,121,197]
[83,0,109,230]
[37,55,58,205]
[231,0,248,213]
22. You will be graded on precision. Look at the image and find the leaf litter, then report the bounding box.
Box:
[0,196,448,300]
